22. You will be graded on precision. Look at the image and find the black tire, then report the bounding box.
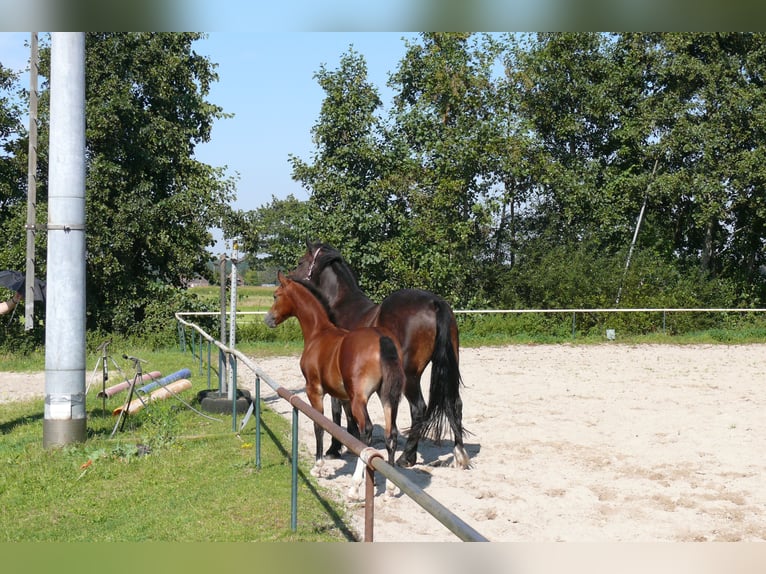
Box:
[197,388,252,414]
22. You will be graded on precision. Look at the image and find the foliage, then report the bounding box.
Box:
[0,60,34,275]
[289,48,405,299]
[4,33,766,354]
[240,194,311,280]
[281,32,766,311]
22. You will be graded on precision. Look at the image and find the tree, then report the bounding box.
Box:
[241,194,311,281]
[648,33,766,292]
[388,33,503,305]
[0,61,29,273]
[290,47,402,298]
[37,33,238,333]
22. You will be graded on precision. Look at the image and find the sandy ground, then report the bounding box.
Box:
[3,343,765,542]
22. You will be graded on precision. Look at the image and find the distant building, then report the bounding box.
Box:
[185,275,210,288]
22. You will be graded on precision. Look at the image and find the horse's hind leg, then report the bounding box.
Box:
[451,395,471,469]
[347,403,373,501]
[382,399,401,497]
[397,372,426,468]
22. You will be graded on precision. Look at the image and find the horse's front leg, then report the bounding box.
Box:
[306,388,327,477]
[326,398,359,458]
[311,421,325,477]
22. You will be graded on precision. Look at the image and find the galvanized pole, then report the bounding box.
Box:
[24,32,38,330]
[218,253,227,395]
[43,32,87,448]
[291,407,299,531]
[228,240,238,401]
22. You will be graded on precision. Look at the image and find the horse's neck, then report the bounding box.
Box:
[319,264,378,328]
[290,287,337,339]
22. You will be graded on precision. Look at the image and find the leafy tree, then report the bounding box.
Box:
[277,32,766,311]
[647,33,766,296]
[290,47,402,298]
[388,33,503,305]
[37,33,238,334]
[0,61,29,273]
[241,194,311,281]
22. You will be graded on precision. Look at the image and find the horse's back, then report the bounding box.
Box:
[376,288,457,365]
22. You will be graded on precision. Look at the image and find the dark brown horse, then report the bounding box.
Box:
[264,271,405,498]
[288,241,470,469]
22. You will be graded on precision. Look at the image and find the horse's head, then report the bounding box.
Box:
[289,240,340,283]
[264,271,295,328]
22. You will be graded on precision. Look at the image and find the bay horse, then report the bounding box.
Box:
[288,241,470,469]
[264,271,405,499]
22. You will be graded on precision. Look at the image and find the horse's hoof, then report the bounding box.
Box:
[396,453,416,468]
[346,485,362,501]
[453,446,471,470]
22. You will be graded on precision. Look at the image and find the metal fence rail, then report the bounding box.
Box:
[174,312,488,542]
[452,307,766,338]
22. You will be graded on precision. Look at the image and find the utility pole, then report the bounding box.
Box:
[24,32,38,330]
[44,33,87,448]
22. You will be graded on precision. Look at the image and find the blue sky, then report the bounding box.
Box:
[1,32,417,249]
[191,32,416,212]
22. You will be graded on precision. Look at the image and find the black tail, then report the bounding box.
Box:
[420,299,466,442]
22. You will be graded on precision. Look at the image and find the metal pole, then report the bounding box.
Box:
[24,32,38,331]
[44,32,87,448]
[197,331,202,375]
[291,407,299,531]
[228,241,238,401]
[365,468,375,542]
[231,355,237,431]
[255,375,261,469]
[177,322,185,352]
[219,254,227,395]
[207,340,211,389]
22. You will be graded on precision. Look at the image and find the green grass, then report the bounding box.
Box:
[0,356,355,542]
[4,314,766,543]
[190,285,275,313]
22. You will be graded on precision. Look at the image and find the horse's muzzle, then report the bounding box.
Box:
[264,312,277,328]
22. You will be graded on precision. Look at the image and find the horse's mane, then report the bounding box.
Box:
[308,241,362,290]
[289,275,339,324]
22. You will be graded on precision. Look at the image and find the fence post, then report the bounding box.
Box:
[291,406,299,532]
[207,340,212,389]
[178,322,186,352]
[255,375,261,469]
[231,354,238,431]
[197,331,203,375]
[218,348,225,396]
[365,467,375,542]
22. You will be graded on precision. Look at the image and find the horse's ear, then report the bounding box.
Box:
[277,270,287,285]
[305,238,312,250]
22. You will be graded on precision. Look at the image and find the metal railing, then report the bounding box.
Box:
[452,307,766,338]
[174,312,488,542]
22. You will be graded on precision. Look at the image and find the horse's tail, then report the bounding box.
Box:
[379,335,404,404]
[420,299,465,443]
